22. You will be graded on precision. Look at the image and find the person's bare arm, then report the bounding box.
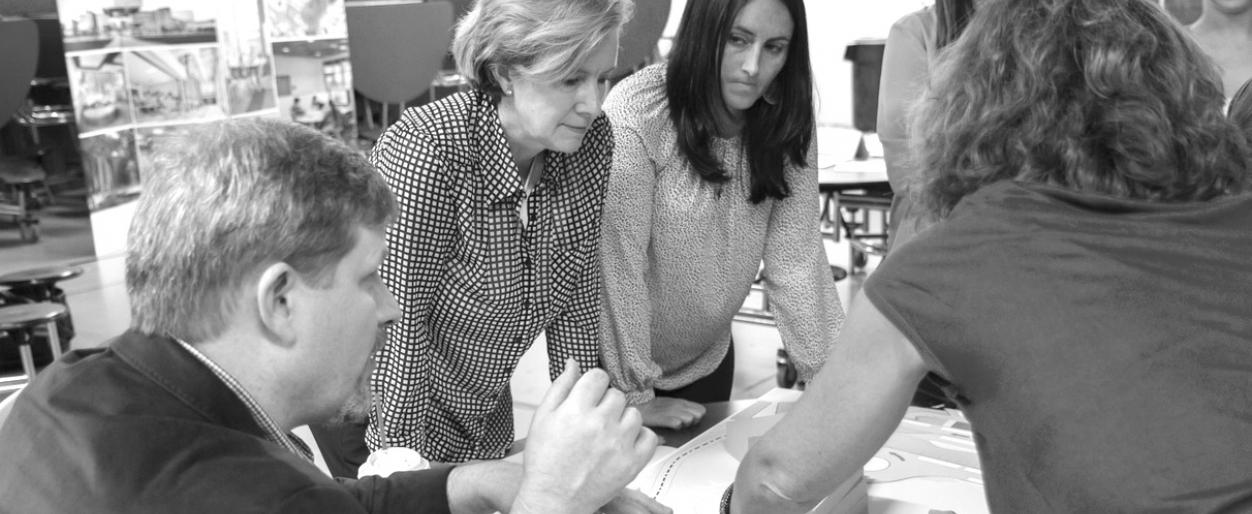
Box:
[731,291,927,513]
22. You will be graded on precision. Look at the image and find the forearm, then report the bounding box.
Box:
[762,154,845,382]
[546,254,606,380]
[367,319,429,450]
[446,461,521,514]
[733,292,925,512]
[596,122,665,402]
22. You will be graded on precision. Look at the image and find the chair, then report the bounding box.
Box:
[430,0,473,96]
[346,0,454,143]
[0,16,44,243]
[15,15,78,190]
[612,0,672,82]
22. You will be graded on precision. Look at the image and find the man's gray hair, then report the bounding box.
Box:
[126,118,395,342]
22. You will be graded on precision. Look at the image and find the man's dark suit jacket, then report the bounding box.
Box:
[0,330,452,513]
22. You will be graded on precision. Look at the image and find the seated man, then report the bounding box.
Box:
[731,0,1252,512]
[0,118,664,514]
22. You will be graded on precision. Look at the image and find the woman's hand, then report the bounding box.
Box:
[638,397,706,430]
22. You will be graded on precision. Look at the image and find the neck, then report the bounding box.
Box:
[715,106,745,138]
[194,333,304,432]
[1192,6,1252,36]
[497,99,543,173]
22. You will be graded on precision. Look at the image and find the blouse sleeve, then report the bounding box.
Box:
[597,122,664,405]
[760,140,846,383]
[545,119,612,381]
[366,120,457,452]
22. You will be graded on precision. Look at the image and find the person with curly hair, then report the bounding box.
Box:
[730,0,1252,512]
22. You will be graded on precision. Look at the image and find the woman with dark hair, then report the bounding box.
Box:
[732,0,1252,511]
[599,0,844,429]
[877,0,980,249]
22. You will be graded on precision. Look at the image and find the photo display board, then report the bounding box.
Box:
[56,0,356,211]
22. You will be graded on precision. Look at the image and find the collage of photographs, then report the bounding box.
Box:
[56,0,356,211]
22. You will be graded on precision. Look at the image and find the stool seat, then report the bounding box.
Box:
[0,303,68,379]
[0,265,83,288]
[0,303,67,330]
[0,156,46,185]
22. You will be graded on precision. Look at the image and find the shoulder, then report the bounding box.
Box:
[373,91,491,185]
[605,64,671,136]
[379,91,487,157]
[888,6,936,54]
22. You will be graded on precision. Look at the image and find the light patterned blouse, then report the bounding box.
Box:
[600,64,845,405]
[368,90,611,463]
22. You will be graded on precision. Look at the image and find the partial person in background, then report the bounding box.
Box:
[876,0,982,408]
[367,0,634,463]
[0,118,662,514]
[1228,77,1252,136]
[733,0,1252,511]
[1189,0,1252,103]
[599,0,843,429]
[876,0,979,249]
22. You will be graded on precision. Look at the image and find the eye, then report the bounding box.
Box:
[766,43,788,55]
[728,34,749,47]
[562,76,586,88]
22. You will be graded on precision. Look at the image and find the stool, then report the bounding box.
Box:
[0,155,47,243]
[0,265,81,364]
[0,303,67,379]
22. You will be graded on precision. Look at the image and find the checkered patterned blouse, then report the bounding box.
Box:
[366,90,612,463]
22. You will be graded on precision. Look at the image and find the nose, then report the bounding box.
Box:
[573,77,606,118]
[740,44,762,77]
[378,287,401,325]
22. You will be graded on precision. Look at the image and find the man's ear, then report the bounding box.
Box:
[255,262,299,346]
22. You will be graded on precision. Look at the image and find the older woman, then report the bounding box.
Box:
[732,0,1252,512]
[367,0,634,463]
[599,0,844,429]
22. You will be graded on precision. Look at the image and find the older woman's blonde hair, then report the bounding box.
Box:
[452,0,633,101]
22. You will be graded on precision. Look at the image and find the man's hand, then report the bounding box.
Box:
[512,359,659,514]
[638,397,706,430]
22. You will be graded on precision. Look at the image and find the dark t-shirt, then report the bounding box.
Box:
[866,181,1252,512]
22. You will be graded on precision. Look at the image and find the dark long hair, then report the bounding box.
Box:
[665,0,814,204]
[934,0,976,49]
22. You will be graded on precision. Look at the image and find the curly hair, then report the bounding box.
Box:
[912,0,1249,218]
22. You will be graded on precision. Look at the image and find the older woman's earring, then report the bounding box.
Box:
[503,87,513,96]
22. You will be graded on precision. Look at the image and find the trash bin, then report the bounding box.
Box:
[844,39,886,134]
